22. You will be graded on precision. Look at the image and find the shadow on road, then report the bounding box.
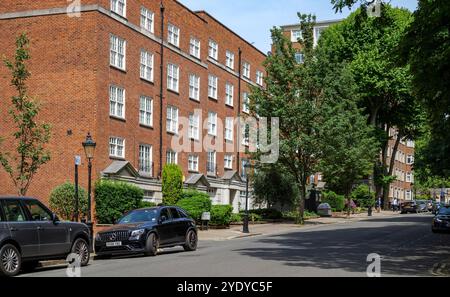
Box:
[234,215,450,276]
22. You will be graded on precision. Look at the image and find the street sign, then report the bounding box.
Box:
[75,155,81,166]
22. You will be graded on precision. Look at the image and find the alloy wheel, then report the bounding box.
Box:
[1,247,19,274]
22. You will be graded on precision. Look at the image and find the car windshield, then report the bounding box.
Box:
[118,209,158,224]
[437,206,450,215]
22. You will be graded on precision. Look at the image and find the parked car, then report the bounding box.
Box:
[433,202,443,215]
[0,197,91,277]
[432,204,450,233]
[95,206,198,258]
[400,201,419,214]
[416,200,429,213]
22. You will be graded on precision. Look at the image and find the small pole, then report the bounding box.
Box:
[243,169,250,234]
[74,156,80,222]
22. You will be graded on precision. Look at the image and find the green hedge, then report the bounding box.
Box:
[49,182,88,221]
[139,201,157,208]
[162,164,183,205]
[245,208,283,220]
[210,205,233,226]
[322,191,345,212]
[176,190,212,222]
[351,185,375,207]
[95,179,144,224]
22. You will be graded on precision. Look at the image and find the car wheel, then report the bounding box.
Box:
[0,244,22,277]
[21,260,40,272]
[144,233,159,256]
[183,230,198,252]
[71,238,90,267]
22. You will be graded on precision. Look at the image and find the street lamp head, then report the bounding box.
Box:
[82,132,96,160]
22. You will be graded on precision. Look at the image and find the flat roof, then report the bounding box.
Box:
[281,18,343,29]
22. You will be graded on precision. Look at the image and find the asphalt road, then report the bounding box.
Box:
[21,213,450,277]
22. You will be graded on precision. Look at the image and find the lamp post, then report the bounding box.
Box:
[243,164,250,234]
[82,132,96,244]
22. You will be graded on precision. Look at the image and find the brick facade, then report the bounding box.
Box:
[0,0,266,213]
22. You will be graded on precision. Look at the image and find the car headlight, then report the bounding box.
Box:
[435,218,442,223]
[130,229,145,240]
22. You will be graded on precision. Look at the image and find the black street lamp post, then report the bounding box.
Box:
[243,167,250,234]
[82,132,96,245]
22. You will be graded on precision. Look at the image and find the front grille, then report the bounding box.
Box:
[99,230,130,242]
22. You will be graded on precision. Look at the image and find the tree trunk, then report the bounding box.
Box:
[297,183,306,225]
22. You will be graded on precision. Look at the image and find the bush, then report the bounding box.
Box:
[351,184,375,207]
[139,201,157,208]
[282,210,318,220]
[230,213,242,223]
[162,164,183,205]
[49,182,88,221]
[176,190,212,222]
[322,191,345,211]
[95,179,144,224]
[210,205,233,226]
[246,208,283,220]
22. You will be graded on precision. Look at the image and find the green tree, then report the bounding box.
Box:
[251,14,323,224]
[161,164,183,205]
[398,0,450,177]
[49,182,88,221]
[0,33,51,195]
[252,165,298,209]
[316,5,418,208]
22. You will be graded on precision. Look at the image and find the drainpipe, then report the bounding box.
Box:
[237,47,242,176]
[159,1,165,179]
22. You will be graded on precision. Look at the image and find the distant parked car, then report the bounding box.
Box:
[0,197,91,277]
[400,201,419,214]
[95,206,198,258]
[416,200,429,213]
[432,205,450,233]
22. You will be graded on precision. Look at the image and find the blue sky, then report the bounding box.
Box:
[178,0,418,53]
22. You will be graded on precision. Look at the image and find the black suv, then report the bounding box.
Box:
[95,206,197,257]
[0,197,91,276]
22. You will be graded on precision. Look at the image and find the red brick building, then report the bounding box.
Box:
[0,0,266,213]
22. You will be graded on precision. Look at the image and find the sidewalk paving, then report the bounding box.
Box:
[198,210,401,241]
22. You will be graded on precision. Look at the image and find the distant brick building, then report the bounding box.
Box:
[279,19,415,202]
[0,0,266,213]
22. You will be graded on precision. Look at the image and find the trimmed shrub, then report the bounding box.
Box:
[139,201,157,208]
[49,182,88,221]
[176,190,212,222]
[95,179,144,224]
[322,191,345,212]
[162,164,183,205]
[351,184,375,207]
[230,213,242,223]
[210,205,233,226]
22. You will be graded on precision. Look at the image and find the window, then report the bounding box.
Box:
[168,23,180,47]
[111,0,126,17]
[139,144,152,175]
[188,113,200,140]
[169,208,180,219]
[166,106,179,134]
[313,27,326,47]
[190,37,200,59]
[139,96,153,127]
[166,150,177,164]
[226,51,234,69]
[208,112,217,136]
[208,39,218,60]
[189,74,200,101]
[295,52,304,64]
[207,151,216,173]
[109,137,125,158]
[406,140,415,148]
[2,200,26,222]
[291,30,302,42]
[256,71,264,86]
[109,85,125,118]
[140,7,154,32]
[140,50,154,81]
[224,155,233,169]
[225,83,234,106]
[242,62,250,79]
[225,117,234,141]
[23,200,51,221]
[167,63,179,92]
[242,92,250,113]
[406,190,411,200]
[188,155,199,172]
[406,172,413,183]
[110,35,126,70]
[208,75,218,99]
[406,155,414,165]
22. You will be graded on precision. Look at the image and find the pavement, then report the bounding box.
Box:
[20,211,450,277]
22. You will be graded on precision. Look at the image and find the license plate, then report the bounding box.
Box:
[106,241,122,247]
